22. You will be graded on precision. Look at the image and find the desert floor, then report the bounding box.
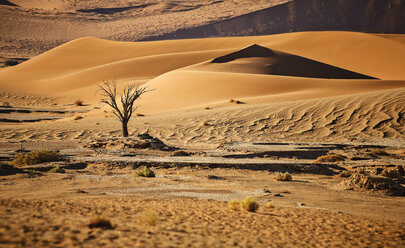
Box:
[1,1,405,246]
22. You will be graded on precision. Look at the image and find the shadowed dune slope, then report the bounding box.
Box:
[0,0,17,6]
[207,44,376,79]
[147,0,405,41]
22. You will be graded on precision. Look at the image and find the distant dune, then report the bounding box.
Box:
[0,0,284,58]
[147,0,405,40]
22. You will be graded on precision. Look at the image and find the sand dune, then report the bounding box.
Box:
[1,31,405,98]
[203,44,376,79]
[0,0,284,58]
[0,31,404,141]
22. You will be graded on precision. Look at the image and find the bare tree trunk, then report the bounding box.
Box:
[98,81,150,137]
[122,120,129,137]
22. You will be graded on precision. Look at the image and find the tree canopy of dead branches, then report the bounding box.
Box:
[98,81,150,137]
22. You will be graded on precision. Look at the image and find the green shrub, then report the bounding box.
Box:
[315,154,345,163]
[172,150,190,156]
[240,196,259,212]
[10,150,62,166]
[49,167,66,174]
[134,166,155,177]
[274,172,293,181]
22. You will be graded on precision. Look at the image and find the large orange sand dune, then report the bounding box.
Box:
[0,31,404,113]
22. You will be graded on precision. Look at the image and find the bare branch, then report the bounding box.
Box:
[97,80,151,137]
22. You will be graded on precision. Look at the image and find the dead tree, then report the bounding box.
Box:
[98,81,149,137]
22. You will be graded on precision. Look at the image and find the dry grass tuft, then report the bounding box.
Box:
[370,149,389,156]
[88,216,114,229]
[140,210,158,226]
[134,166,155,177]
[1,102,11,108]
[228,199,239,210]
[172,150,190,156]
[241,197,259,212]
[265,202,275,209]
[73,115,83,120]
[49,167,66,174]
[340,171,352,177]
[229,99,244,104]
[274,172,293,181]
[74,100,84,106]
[315,154,345,163]
[10,150,62,166]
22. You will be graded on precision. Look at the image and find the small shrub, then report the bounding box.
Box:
[340,171,352,177]
[10,150,62,166]
[73,115,83,120]
[229,99,244,104]
[315,154,345,163]
[274,172,292,181]
[134,166,155,177]
[240,196,259,212]
[49,167,66,174]
[1,102,11,108]
[265,202,275,209]
[140,210,158,226]
[207,175,225,180]
[228,199,239,210]
[204,107,211,110]
[172,150,190,156]
[136,113,145,117]
[370,149,389,156]
[88,216,114,229]
[74,100,84,106]
[4,60,19,67]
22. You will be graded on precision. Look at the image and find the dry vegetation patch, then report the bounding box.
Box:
[134,166,155,177]
[88,216,114,230]
[228,199,239,211]
[140,210,158,226]
[172,150,191,156]
[240,197,259,212]
[339,170,352,178]
[274,172,293,181]
[49,167,66,174]
[10,150,62,167]
[74,100,84,106]
[315,154,345,163]
[339,173,405,196]
[370,149,390,157]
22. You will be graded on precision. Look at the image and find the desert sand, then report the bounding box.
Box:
[1,0,405,247]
